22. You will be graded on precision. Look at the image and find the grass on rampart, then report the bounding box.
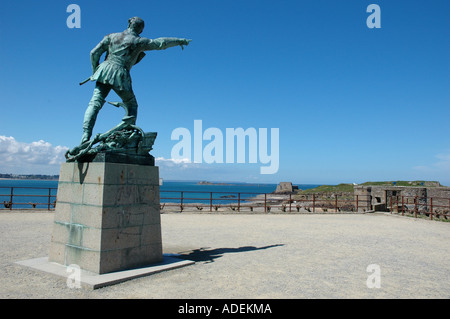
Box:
[296,181,442,195]
[297,184,355,194]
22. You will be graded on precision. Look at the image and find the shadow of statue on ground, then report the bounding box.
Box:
[177,244,284,264]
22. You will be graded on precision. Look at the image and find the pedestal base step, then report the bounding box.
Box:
[16,255,194,290]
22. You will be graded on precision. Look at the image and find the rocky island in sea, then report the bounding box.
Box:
[197,181,235,186]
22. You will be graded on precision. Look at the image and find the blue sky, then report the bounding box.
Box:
[0,0,449,185]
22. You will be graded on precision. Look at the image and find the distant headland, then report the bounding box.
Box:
[196,181,263,186]
[197,181,235,186]
[0,173,59,181]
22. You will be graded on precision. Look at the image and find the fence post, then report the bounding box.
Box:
[289,194,292,213]
[414,196,417,218]
[238,193,240,212]
[264,194,267,213]
[430,197,433,220]
[10,187,13,210]
[401,196,404,216]
[396,195,400,214]
[313,194,315,212]
[356,195,359,212]
[385,190,388,212]
[180,191,184,209]
[210,192,213,212]
[48,188,51,211]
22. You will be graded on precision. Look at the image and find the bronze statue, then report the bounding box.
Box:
[81,17,190,143]
[65,17,191,162]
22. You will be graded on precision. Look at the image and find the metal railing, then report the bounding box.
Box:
[387,195,450,220]
[160,190,372,213]
[0,186,57,210]
[2,186,449,219]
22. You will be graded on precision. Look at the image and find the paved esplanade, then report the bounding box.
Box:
[1,212,449,298]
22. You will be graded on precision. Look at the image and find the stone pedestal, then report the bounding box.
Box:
[49,161,162,274]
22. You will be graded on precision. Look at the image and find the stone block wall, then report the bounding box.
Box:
[354,185,450,213]
[49,162,162,274]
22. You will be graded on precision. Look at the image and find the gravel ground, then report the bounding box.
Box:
[0,211,449,299]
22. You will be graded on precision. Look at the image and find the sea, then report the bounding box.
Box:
[0,179,320,209]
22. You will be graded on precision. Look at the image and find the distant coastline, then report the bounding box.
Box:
[197,181,234,186]
[0,174,59,181]
[196,181,264,186]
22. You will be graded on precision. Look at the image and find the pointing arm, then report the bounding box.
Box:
[139,37,191,51]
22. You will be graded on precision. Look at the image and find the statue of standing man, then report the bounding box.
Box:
[80,17,191,144]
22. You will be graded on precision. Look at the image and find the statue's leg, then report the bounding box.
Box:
[114,88,138,125]
[81,82,111,143]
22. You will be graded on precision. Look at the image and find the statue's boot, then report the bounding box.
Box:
[124,97,138,125]
[81,92,107,144]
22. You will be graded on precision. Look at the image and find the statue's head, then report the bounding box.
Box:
[128,17,145,34]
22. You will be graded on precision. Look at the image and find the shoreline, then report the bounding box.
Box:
[0,178,59,181]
